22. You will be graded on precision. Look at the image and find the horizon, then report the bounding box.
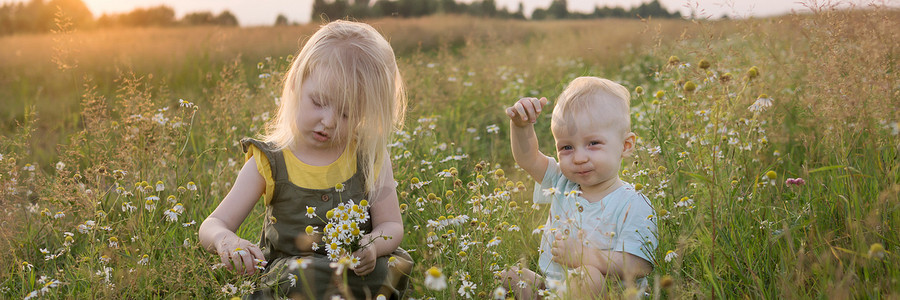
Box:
[1,0,897,26]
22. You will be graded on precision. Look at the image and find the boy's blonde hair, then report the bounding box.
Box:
[264,20,406,192]
[552,76,631,133]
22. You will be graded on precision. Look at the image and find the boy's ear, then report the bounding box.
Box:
[621,132,636,157]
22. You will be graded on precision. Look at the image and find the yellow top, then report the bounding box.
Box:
[245,144,356,205]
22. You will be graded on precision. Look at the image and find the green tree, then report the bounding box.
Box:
[215,10,239,26]
[547,0,567,19]
[275,14,289,26]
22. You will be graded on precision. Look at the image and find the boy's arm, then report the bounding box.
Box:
[506,97,550,183]
[581,249,653,280]
[551,232,652,280]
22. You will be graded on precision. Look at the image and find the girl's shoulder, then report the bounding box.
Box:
[240,138,277,154]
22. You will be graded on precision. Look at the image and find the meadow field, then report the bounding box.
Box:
[1,5,898,299]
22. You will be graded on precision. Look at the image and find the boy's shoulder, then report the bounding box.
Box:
[609,182,654,212]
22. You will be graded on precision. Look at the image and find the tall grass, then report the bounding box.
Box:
[1,6,898,299]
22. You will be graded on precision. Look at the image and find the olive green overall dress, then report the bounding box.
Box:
[241,139,412,300]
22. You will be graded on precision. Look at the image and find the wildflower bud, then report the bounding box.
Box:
[660,275,674,288]
[746,66,759,80]
[427,193,437,201]
[719,72,733,83]
[634,183,644,191]
[445,203,452,211]
[360,199,368,207]
[494,169,505,178]
[410,177,420,185]
[508,201,518,209]
[326,210,334,219]
[445,190,454,198]
[683,81,697,93]
[868,243,885,259]
[658,166,667,172]
[698,59,711,69]
[667,55,680,65]
[399,191,408,199]
[655,90,665,99]
[449,167,458,176]
[765,170,777,179]
[635,86,644,94]
[399,203,408,211]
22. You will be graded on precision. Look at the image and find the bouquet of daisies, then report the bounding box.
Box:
[321,199,371,268]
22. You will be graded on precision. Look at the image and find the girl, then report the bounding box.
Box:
[199,20,412,299]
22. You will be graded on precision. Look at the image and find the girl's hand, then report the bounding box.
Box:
[216,236,266,275]
[506,97,549,127]
[551,230,586,268]
[351,234,378,276]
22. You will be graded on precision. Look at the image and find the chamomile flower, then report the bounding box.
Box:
[749,94,774,112]
[138,254,149,265]
[486,124,500,134]
[121,202,136,213]
[155,181,165,191]
[493,286,507,299]
[164,209,179,222]
[542,187,558,197]
[665,250,678,262]
[221,283,237,295]
[186,181,197,191]
[292,258,311,270]
[424,267,447,290]
[306,206,316,219]
[457,280,476,298]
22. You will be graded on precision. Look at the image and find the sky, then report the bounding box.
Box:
[6,0,897,26]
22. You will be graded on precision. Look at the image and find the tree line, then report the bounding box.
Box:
[313,0,681,21]
[0,0,239,35]
[0,0,681,35]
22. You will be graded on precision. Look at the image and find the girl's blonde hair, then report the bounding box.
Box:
[264,20,406,192]
[552,76,631,133]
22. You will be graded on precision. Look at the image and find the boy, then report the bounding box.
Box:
[502,77,656,298]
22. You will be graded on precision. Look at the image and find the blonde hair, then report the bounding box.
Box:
[264,20,406,192]
[552,76,631,132]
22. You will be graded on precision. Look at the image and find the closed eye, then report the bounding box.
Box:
[559,145,573,151]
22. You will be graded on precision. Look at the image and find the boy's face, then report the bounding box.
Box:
[551,102,634,194]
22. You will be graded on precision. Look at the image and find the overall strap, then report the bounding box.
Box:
[239,138,289,183]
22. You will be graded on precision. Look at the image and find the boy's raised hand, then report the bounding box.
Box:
[506,97,549,127]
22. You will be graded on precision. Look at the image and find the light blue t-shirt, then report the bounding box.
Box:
[534,158,658,284]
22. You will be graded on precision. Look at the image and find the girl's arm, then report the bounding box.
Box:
[198,158,267,274]
[364,154,404,255]
[352,153,403,276]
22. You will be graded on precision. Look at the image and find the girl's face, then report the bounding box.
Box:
[295,72,350,151]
